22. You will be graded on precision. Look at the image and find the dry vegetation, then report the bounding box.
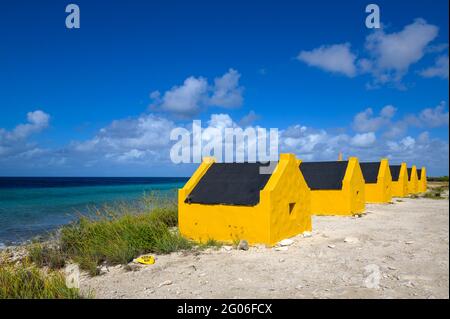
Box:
[0,259,85,299]
[422,181,449,200]
[0,194,222,298]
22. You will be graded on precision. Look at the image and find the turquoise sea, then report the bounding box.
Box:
[0,177,188,246]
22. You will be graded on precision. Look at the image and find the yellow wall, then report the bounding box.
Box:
[178,154,311,246]
[391,163,408,197]
[264,154,312,244]
[310,157,365,216]
[364,159,392,203]
[408,165,419,194]
[179,202,270,244]
[418,167,427,193]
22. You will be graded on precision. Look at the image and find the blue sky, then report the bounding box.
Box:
[0,0,448,176]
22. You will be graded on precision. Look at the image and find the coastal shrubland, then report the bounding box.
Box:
[28,243,66,270]
[24,194,219,276]
[59,206,193,275]
[0,260,84,299]
[1,193,221,299]
[423,184,449,199]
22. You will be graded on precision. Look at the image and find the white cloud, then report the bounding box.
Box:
[383,122,408,139]
[68,102,446,171]
[9,110,50,140]
[151,76,208,117]
[279,120,447,175]
[71,112,256,166]
[150,69,244,117]
[352,105,396,132]
[280,125,351,161]
[400,136,416,149]
[0,110,50,157]
[420,55,449,79]
[239,110,260,127]
[209,69,243,108]
[296,19,443,88]
[281,122,448,174]
[417,131,430,144]
[117,149,146,162]
[277,102,447,174]
[418,101,449,127]
[71,113,176,164]
[350,132,376,147]
[353,102,449,139]
[380,104,397,118]
[364,19,439,84]
[1,102,448,176]
[207,113,235,130]
[297,43,357,77]
[387,136,416,151]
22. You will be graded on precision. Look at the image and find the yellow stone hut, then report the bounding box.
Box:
[417,167,427,193]
[298,157,365,216]
[407,165,419,194]
[390,163,409,197]
[360,159,392,203]
[178,154,311,246]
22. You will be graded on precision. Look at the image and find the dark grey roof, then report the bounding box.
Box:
[389,165,402,181]
[186,162,276,206]
[360,162,381,184]
[299,161,349,190]
[407,168,413,180]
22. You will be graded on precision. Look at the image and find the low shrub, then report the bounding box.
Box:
[0,262,85,299]
[59,205,192,275]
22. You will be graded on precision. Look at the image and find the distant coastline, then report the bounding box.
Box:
[0,176,189,188]
[0,177,188,246]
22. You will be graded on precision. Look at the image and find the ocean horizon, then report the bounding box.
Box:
[0,177,188,247]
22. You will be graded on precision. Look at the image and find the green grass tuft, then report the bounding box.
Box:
[2,193,197,299]
[58,203,192,275]
[197,238,223,250]
[423,186,448,200]
[0,262,85,299]
[23,194,195,276]
[28,243,66,270]
[427,176,449,182]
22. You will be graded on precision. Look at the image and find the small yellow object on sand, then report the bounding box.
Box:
[133,255,155,265]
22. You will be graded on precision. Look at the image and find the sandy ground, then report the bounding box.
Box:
[80,196,449,299]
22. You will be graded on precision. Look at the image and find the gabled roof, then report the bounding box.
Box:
[389,165,402,182]
[407,168,414,180]
[186,162,276,206]
[299,161,348,190]
[360,162,381,184]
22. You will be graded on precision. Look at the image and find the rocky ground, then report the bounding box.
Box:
[80,194,449,299]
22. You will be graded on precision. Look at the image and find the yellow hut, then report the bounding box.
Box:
[390,163,409,197]
[298,157,365,216]
[360,159,392,203]
[178,154,311,246]
[417,167,427,193]
[407,165,419,194]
